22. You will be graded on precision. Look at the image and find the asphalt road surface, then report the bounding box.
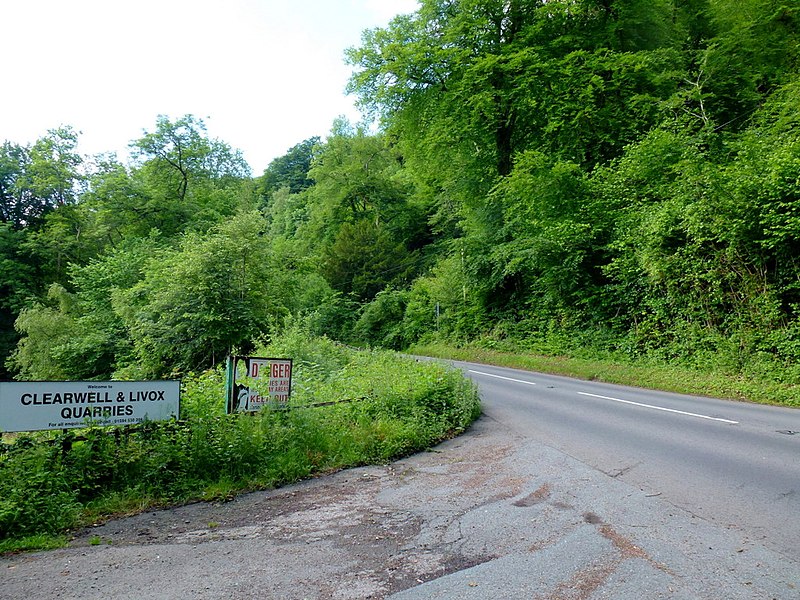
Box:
[2,360,798,599]
[456,361,800,561]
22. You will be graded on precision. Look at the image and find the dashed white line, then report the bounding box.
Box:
[468,370,537,386]
[577,392,739,424]
[467,369,738,424]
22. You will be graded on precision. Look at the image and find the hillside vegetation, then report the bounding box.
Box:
[1,0,799,402]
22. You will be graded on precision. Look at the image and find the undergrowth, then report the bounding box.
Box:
[0,331,480,553]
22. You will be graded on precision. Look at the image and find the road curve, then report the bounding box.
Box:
[457,360,800,560]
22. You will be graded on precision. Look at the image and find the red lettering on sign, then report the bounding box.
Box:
[271,362,290,378]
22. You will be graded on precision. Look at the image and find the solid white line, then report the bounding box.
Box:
[577,392,739,424]
[468,370,537,386]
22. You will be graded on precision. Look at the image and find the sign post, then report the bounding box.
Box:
[224,355,235,414]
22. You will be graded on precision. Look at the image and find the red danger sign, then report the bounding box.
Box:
[230,357,293,413]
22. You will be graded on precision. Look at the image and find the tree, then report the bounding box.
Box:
[700,0,800,130]
[306,123,423,240]
[131,115,250,199]
[113,211,287,377]
[258,137,319,198]
[481,151,601,319]
[6,238,153,380]
[0,223,35,378]
[0,142,33,228]
[726,78,800,332]
[322,219,411,301]
[78,156,152,242]
[298,124,430,299]
[128,115,251,236]
[347,0,534,188]
[7,284,82,380]
[346,0,682,331]
[24,126,83,208]
[347,0,681,188]
[0,127,83,229]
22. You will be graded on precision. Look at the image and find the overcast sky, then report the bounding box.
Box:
[1,0,419,172]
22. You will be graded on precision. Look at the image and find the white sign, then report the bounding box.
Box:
[0,380,180,432]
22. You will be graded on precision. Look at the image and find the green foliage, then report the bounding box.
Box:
[65,239,154,376]
[322,219,411,301]
[347,0,681,209]
[78,158,156,241]
[0,127,83,230]
[0,534,67,555]
[7,284,83,380]
[258,137,319,197]
[5,2,800,408]
[402,252,487,343]
[7,240,153,380]
[0,335,480,545]
[0,224,35,378]
[479,151,602,319]
[127,114,251,236]
[0,438,82,538]
[23,127,84,209]
[307,125,416,232]
[113,211,286,377]
[353,289,409,349]
[411,342,800,407]
[703,0,800,127]
[290,125,429,301]
[296,290,360,343]
[0,142,35,228]
[264,187,311,238]
[131,115,250,195]
[0,129,86,288]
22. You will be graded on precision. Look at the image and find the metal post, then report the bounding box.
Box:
[224,355,235,414]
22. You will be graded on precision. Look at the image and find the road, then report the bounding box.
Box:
[456,361,800,561]
[2,360,799,599]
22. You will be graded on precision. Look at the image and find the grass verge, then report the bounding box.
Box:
[409,342,799,407]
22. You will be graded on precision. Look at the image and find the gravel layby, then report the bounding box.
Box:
[2,415,797,599]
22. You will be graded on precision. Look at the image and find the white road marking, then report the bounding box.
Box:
[577,392,739,424]
[468,370,537,386]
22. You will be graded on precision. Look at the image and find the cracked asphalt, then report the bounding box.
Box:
[2,411,797,599]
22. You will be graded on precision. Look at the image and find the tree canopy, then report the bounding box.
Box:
[3,2,799,386]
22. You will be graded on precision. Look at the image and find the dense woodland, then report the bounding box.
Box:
[1,0,799,384]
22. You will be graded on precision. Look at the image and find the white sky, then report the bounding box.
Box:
[1,0,419,173]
